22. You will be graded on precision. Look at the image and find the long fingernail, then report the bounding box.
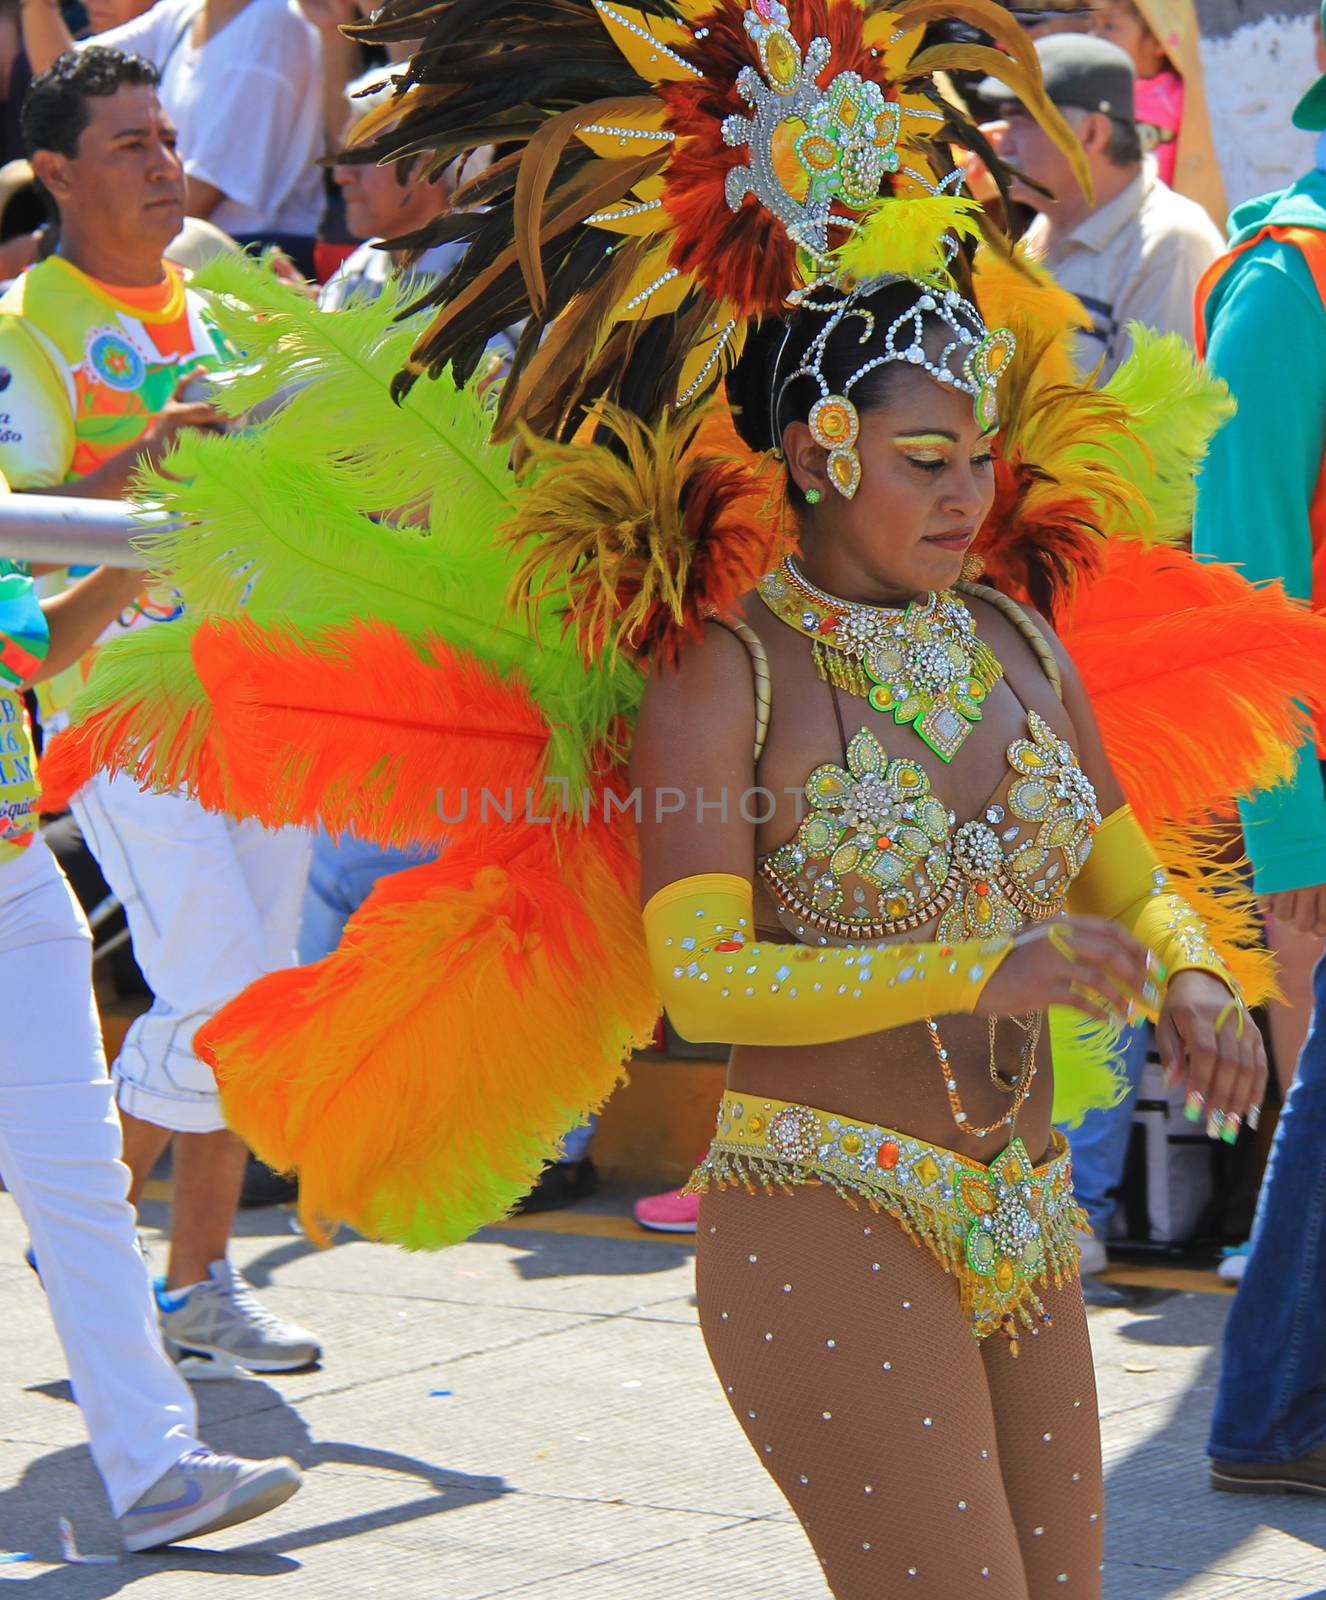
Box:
[1220,1114,1241,1145]
[1206,1109,1225,1139]
[1184,1092,1204,1122]
[1248,1105,1262,1132]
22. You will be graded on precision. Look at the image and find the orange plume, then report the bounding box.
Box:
[192,617,551,848]
[198,794,658,1248]
[1061,542,1326,834]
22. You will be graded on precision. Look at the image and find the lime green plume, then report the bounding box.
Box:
[835,196,984,286]
[1099,326,1236,544]
[65,253,639,805]
[1050,1007,1127,1127]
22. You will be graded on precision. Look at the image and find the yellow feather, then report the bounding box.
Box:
[575,107,671,160]
[836,195,983,285]
[972,246,1089,392]
[592,1,702,84]
[609,242,692,321]
[863,12,927,74]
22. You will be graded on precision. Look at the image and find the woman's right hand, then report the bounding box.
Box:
[973,916,1153,1024]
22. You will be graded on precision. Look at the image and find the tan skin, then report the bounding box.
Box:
[632,363,1267,1167]
[984,105,1137,241]
[1086,0,1169,78]
[332,116,450,248]
[21,0,287,219]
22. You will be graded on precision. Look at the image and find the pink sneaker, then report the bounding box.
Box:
[633,1187,700,1233]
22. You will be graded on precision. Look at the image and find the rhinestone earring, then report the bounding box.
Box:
[805,487,823,505]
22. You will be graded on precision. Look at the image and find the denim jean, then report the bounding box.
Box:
[300,828,597,1166]
[299,827,437,965]
[1061,1021,1152,1239]
[1209,944,1326,1462]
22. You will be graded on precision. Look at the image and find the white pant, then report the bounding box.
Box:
[73,775,310,1133]
[0,840,199,1515]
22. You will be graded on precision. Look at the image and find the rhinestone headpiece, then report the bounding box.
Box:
[722,0,902,270]
[773,280,1016,498]
[721,1,1015,500]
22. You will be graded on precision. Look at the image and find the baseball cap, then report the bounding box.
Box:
[1292,0,1326,131]
[974,33,1136,124]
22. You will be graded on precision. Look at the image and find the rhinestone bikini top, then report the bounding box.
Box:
[758,709,1102,946]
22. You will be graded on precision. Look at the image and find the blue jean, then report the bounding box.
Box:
[1061,1022,1152,1239]
[299,828,597,1166]
[1209,945,1326,1462]
[299,827,437,965]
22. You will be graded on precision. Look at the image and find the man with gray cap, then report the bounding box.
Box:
[1191,0,1326,1498]
[978,32,1223,378]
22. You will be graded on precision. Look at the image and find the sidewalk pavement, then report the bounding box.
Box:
[0,1186,1322,1599]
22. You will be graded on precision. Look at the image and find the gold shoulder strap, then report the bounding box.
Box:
[956,580,1064,701]
[708,616,772,764]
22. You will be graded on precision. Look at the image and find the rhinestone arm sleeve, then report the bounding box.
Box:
[1067,805,1238,999]
[643,872,1011,1046]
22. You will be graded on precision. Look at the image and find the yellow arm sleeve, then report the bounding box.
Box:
[1068,805,1237,999]
[642,872,1011,1047]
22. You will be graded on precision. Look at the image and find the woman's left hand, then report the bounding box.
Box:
[1156,971,1268,1141]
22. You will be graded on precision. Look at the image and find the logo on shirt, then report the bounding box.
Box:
[85,327,146,393]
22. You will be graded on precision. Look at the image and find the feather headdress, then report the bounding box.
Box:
[345,0,1086,435]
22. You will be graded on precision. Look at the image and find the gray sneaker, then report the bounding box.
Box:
[157,1261,322,1373]
[119,1448,301,1551]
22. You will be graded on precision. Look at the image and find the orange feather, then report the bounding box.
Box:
[192,617,551,848]
[1062,543,1326,833]
[197,794,658,1248]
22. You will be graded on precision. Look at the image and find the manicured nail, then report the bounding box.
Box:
[1220,1114,1241,1145]
[1248,1105,1262,1132]
[1206,1109,1225,1139]
[1184,1092,1204,1122]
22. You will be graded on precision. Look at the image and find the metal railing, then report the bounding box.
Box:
[0,494,172,569]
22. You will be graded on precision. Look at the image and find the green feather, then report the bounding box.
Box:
[1050,1007,1127,1128]
[1101,326,1236,544]
[67,253,640,805]
[58,619,216,794]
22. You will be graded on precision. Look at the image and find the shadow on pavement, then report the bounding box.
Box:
[1099,1292,1326,1598]
[476,1223,694,1281]
[1,1372,510,1595]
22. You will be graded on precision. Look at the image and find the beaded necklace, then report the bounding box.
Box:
[757,555,1003,762]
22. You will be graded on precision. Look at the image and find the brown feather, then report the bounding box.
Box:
[515,95,659,314]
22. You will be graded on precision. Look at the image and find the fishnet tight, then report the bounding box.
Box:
[696,1182,1103,1598]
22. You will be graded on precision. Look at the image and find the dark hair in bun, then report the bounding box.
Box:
[725,278,965,466]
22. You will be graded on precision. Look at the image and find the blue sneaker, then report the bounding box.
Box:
[1217,1241,1250,1284]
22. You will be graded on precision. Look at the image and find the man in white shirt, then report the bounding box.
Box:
[976,33,1224,378]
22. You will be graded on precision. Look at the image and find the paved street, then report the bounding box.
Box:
[0,1185,1322,1598]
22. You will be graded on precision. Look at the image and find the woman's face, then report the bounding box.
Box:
[784,362,997,604]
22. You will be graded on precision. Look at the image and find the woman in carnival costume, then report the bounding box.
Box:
[38,0,1326,1592]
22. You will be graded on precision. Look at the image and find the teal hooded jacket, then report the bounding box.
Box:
[1193,160,1326,896]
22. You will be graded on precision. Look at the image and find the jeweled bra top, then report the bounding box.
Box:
[751,587,1103,947]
